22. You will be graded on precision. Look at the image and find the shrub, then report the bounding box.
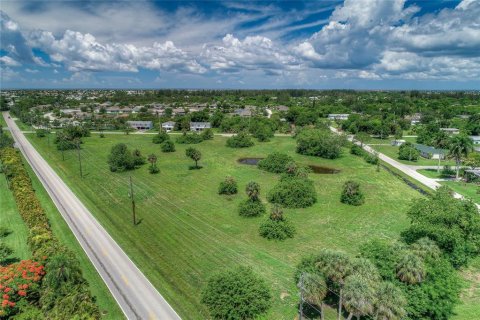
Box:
[245,181,261,200]
[341,180,365,206]
[36,129,48,138]
[176,132,204,144]
[259,206,295,240]
[201,128,214,140]
[259,219,295,240]
[0,242,14,262]
[239,199,266,217]
[296,128,345,159]
[364,153,379,165]
[398,142,419,161]
[161,140,175,152]
[107,143,134,172]
[218,176,238,195]
[149,165,159,174]
[0,227,12,238]
[350,144,366,156]
[152,131,170,144]
[226,131,254,148]
[132,149,146,166]
[201,266,271,320]
[257,152,293,173]
[267,177,317,208]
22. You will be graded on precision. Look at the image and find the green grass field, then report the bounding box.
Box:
[25,132,427,319]
[453,257,480,320]
[21,156,125,319]
[0,173,30,262]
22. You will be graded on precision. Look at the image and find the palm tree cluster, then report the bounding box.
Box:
[296,243,437,320]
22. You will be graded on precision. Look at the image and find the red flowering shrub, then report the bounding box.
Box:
[0,260,45,317]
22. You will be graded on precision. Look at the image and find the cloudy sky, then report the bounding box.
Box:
[1,0,479,89]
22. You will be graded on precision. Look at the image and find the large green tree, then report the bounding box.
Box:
[448,134,473,179]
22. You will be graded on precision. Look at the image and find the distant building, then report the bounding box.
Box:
[408,113,422,125]
[415,144,447,160]
[470,136,480,153]
[162,121,175,132]
[234,108,252,117]
[328,114,350,121]
[440,128,460,135]
[275,105,289,112]
[127,121,153,130]
[190,122,211,132]
[391,139,406,146]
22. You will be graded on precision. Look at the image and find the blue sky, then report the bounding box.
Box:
[1,0,479,89]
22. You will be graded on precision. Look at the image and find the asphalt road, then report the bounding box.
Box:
[330,126,479,209]
[3,112,181,320]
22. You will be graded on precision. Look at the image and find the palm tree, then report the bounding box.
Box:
[448,135,473,179]
[351,258,380,283]
[147,153,157,166]
[270,204,284,221]
[410,237,441,260]
[396,252,425,285]
[245,181,261,200]
[374,282,407,320]
[316,249,353,320]
[343,274,376,320]
[302,273,328,320]
[44,254,82,289]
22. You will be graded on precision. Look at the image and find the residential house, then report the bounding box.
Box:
[391,139,406,146]
[275,105,289,112]
[162,121,175,132]
[470,136,480,153]
[126,121,153,130]
[234,108,252,117]
[440,128,460,135]
[173,108,186,116]
[415,144,447,160]
[408,113,422,125]
[190,122,211,132]
[328,114,350,121]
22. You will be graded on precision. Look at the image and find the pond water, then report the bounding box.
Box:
[237,158,340,174]
[237,158,264,165]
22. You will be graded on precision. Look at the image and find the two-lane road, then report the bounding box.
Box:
[3,112,181,320]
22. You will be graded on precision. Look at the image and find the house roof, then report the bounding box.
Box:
[190,122,211,127]
[415,144,447,155]
[162,121,176,126]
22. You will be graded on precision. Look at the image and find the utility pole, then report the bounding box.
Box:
[298,273,304,320]
[76,140,83,178]
[129,175,136,225]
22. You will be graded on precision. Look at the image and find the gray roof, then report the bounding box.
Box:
[162,121,175,126]
[414,144,447,155]
[190,122,211,128]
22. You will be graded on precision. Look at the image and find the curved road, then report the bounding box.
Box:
[3,112,181,320]
[330,126,479,209]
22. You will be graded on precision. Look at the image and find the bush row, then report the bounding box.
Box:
[0,147,100,319]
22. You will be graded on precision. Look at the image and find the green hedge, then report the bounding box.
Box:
[0,147,100,319]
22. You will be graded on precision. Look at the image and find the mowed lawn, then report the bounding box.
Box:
[27,133,423,319]
[0,173,30,261]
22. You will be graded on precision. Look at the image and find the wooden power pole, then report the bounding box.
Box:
[129,175,136,225]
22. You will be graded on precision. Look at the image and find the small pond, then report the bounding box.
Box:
[237,158,340,174]
[238,158,264,165]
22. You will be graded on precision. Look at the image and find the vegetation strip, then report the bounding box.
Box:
[0,146,100,318]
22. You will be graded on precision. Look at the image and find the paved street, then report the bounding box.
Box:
[330,127,479,209]
[3,112,181,320]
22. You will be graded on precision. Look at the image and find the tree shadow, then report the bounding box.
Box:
[1,257,20,265]
[135,218,143,226]
[188,165,203,170]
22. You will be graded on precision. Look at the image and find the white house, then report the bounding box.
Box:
[190,122,211,132]
[126,121,153,130]
[470,136,480,153]
[440,128,460,135]
[391,139,406,146]
[328,114,350,121]
[162,121,175,132]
